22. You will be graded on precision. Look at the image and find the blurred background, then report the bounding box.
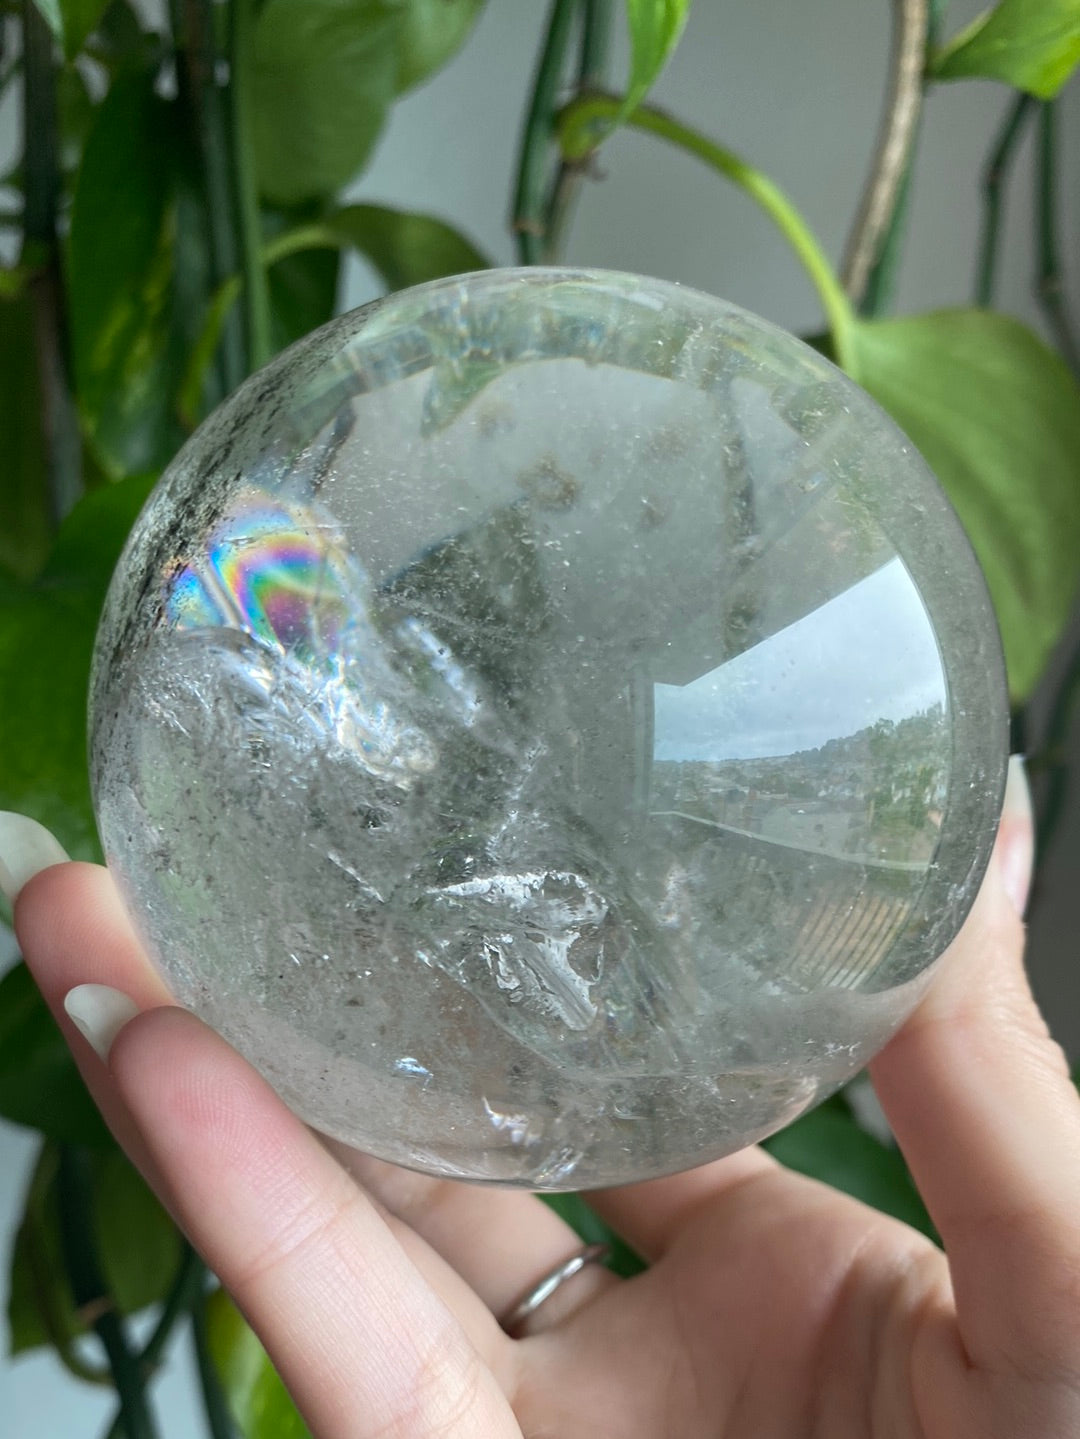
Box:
[2,0,1078,1431]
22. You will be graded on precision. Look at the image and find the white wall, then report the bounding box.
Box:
[349,0,1079,335]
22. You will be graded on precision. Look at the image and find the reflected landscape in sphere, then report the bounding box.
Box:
[90,269,1008,1188]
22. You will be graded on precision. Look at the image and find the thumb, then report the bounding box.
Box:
[871,756,1080,1376]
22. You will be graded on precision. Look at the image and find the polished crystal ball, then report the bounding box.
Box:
[90,268,1008,1188]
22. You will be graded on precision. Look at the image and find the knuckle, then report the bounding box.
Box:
[232,1181,363,1292]
[375,1331,489,1439]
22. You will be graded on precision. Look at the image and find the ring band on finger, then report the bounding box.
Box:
[500,1242,612,1337]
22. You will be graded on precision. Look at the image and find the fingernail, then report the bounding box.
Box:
[1000,754,1034,917]
[0,812,69,905]
[64,985,140,1064]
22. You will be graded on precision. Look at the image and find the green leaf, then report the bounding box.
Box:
[178,206,488,421]
[40,469,156,587]
[262,204,342,355]
[171,162,229,423]
[541,1193,647,1278]
[60,0,112,58]
[931,0,1080,97]
[32,0,113,59]
[0,586,101,858]
[252,0,400,204]
[0,963,110,1146]
[325,203,489,290]
[394,0,487,92]
[0,294,51,581]
[30,0,63,42]
[268,245,340,354]
[0,473,155,858]
[57,59,96,175]
[0,266,27,300]
[205,1289,312,1438]
[8,1141,181,1355]
[178,276,242,429]
[88,0,159,76]
[764,1097,936,1240]
[623,0,691,116]
[854,308,1080,700]
[68,69,188,476]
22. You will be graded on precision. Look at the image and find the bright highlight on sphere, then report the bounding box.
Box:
[90,269,1008,1188]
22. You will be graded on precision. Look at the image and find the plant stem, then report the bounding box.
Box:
[558,93,860,378]
[22,0,82,524]
[57,1145,159,1439]
[860,0,954,317]
[102,1245,208,1439]
[172,0,246,395]
[579,0,611,80]
[1035,100,1080,372]
[842,0,929,306]
[859,157,912,318]
[543,0,613,261]
[229,0,271,371]
[20,0,57,281]
[927,0,949,47]
[975,91,1034,308]
[511,0,578,264]
[192,1288,239,1439]
[22,1141,112,1387]
[142,1243,206,1370]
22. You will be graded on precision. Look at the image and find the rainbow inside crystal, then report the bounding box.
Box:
[167,495,363,662]
[165,494,442,782]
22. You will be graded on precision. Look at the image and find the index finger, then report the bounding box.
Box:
[871,764,1080,1379]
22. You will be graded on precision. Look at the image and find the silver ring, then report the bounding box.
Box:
[500,1242,611,1336]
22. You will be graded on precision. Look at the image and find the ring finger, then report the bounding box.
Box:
[333,1146,621,1330]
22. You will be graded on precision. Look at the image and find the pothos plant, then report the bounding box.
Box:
[1,1,1080,1434]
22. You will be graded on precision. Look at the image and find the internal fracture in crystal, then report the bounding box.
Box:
[90,269,1008,1188]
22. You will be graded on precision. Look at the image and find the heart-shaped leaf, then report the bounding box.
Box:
[853,308,1080,700]
[394,0,487,93]
[931,0,1080,97]
[252,0,400,204]
[324,203,489,290]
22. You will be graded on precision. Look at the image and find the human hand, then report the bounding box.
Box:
[7,758,1080,1437]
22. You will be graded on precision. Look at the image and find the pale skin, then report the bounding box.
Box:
[12,767,1080,1438]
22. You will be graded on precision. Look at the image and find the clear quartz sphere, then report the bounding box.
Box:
[90,268,1008,1189]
